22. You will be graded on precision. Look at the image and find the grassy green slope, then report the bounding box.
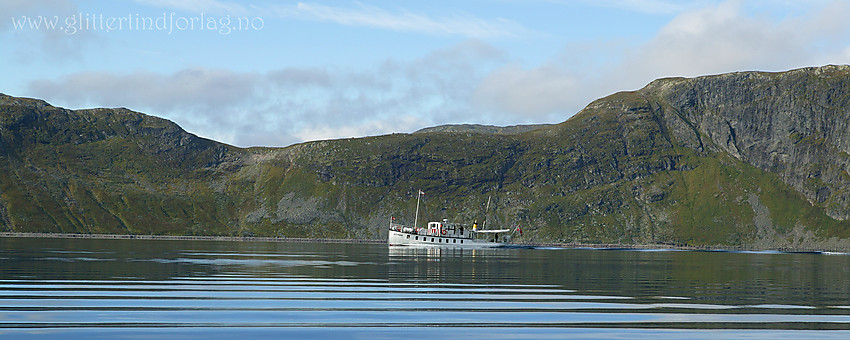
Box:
[234,89,849,249]
[0,95,241,235]
[1,66,849,250]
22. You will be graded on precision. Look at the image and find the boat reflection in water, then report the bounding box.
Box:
[388,244,482,258]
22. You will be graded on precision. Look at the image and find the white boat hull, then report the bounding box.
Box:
[388,229,503,248]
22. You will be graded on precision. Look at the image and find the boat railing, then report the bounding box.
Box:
[389,223,419,234]
[389,223,405,232]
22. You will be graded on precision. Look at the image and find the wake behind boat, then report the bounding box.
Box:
[387,190,512,248]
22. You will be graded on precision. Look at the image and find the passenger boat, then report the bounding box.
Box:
[387,220,511,247]
[387,191,511,248]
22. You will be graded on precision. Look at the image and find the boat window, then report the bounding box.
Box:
[460,240,463,244]
[431,238,434,242]
[406,235,410,239]
[415,236,418,240]
[460,227,463,235]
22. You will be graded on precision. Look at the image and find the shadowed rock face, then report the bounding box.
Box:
[643,65,850,220]
[1,65,849,249]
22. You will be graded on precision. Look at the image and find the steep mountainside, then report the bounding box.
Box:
[0,95,245,235]
[643,68,850,220]
[1,65,849,249]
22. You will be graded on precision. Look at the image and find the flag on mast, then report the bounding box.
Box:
[419,190,425,195]
[515,224,522,236]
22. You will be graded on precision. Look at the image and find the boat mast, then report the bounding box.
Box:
[482,195,491,230]
[414,189,423,229]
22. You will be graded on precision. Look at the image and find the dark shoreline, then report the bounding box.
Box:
[0,232,385,244]
[1,232,844,253]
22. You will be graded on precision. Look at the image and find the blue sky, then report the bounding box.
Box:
[3,0,850,147]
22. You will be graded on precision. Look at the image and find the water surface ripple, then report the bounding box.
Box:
[2,237,850,339]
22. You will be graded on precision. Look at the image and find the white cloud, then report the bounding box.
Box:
[472,63,581,118]
[617,0,850,80]
[21,1,850,148]
[29,68,260,112]
[2,0,101,63]
[629,1,792,76]
[274,2,529,39]
[469,0,850,119]
[28,68,263,145]
[27,41,507,147]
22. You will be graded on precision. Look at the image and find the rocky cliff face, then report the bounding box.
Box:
[1,66,849,250]
[642,65,850,220]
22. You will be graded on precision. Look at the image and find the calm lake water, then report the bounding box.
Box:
[3,237,850,339]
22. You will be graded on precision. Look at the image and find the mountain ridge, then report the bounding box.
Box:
[1,65,849,250]
[413,123,553,134]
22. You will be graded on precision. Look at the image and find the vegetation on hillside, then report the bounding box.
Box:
[1,65,849,250]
